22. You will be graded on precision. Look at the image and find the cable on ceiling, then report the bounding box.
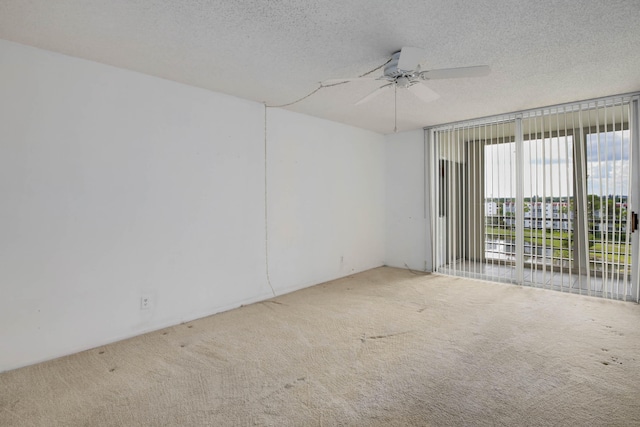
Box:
[265,57,392,108]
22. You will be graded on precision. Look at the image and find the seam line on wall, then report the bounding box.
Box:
[264,104,276,297]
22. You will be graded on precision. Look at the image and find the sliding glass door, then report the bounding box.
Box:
[430,95,639,301]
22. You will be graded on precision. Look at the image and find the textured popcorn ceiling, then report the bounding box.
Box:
[1,0,640,134]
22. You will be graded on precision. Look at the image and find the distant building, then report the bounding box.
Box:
[485,201,498,216]
[485,200,573,231]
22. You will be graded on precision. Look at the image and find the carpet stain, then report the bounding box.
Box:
[360,331,411,342]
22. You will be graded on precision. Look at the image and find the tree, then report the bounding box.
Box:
[586,194,601,220]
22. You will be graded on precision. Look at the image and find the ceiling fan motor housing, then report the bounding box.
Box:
[384,50,421,87]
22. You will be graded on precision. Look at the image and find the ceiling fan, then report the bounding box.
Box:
[324,47,490,106]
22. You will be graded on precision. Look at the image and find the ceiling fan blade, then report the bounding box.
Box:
[408,83,440,103]
[355,83,393,105]
[397,46,426,72]
[420,65,491,80]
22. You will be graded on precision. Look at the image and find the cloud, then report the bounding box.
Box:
[586,130,629,162]
[483,130,630,198]
[524,138,573,165]
[587,159,629,196]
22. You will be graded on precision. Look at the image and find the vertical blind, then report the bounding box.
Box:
[429,94,639,301]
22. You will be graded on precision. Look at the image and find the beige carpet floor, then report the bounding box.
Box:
[2,267,640,426]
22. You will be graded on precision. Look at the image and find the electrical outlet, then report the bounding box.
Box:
[140,294,153,310]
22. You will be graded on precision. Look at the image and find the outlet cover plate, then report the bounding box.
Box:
[140,294,153,310]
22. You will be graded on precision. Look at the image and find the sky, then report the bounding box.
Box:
[585,130,630,197]
[484,130,630,199]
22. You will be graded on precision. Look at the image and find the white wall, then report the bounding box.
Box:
[0,40,385,372]
[267,109,386,292]
[384,130,430,271]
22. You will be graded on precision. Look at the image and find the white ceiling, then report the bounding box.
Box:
[1,0,639,134]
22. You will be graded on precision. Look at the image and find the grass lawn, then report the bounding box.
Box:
[485,226,631,264]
